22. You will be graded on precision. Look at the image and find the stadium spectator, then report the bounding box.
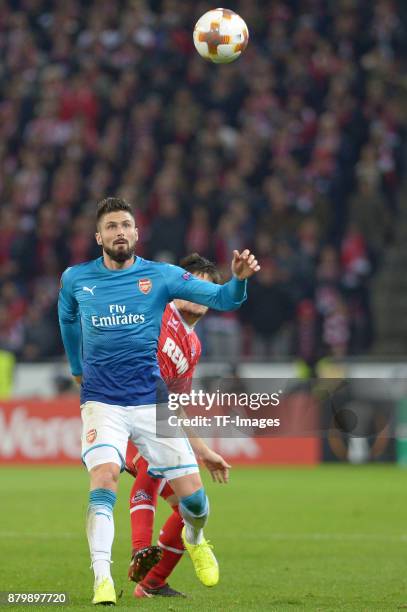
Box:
[0,0,405,361]
[240,258,295,358]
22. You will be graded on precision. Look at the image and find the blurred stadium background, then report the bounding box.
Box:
[1,0,407,465]
[1,1,407,608]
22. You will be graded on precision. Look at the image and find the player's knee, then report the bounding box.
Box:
[180,487,208,517]
[90,462,120,490]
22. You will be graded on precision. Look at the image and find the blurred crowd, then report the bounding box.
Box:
[0,0,406,363]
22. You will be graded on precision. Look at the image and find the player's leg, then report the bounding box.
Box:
[125,449,162,582]
[127,451,159,550]
[166,472,218,587]
[130,404,218,587]
[136,485,186,598]
[170,472,207,542]
[81,401,129,605]
[87,459,119,604]
[135,503,186,598]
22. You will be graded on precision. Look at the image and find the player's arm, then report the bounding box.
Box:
[58,269,83,379]
[165,249,260,311]
[175,403,231,483]
[189,435,231,484]
[168,379,231,483]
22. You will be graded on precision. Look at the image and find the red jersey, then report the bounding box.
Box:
[158,303,202,392]
[125,303,201,471]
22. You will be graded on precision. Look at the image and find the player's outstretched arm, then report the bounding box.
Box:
[165,249,260,312]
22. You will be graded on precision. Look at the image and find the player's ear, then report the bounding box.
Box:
[135,227,139,242]
[95,231,102,246]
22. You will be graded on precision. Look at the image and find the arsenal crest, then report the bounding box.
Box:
[138,278,152,294]
[86,428,97,444]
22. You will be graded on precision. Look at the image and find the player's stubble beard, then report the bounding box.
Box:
[103,239,137,263]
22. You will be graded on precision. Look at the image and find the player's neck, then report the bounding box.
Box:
[102,253,136,271]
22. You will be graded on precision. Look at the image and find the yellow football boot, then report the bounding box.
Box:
[181,526,219,587]
[92,577,116,605]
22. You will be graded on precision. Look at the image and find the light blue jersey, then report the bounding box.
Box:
[58,256,247,406]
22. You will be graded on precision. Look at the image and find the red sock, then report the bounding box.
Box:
[129,462,160,551]
[142,506,185,589]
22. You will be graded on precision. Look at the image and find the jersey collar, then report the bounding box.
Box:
[95,255,141,274]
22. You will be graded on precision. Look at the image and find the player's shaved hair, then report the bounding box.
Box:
[180,253,221,284]
[96,197,135,227]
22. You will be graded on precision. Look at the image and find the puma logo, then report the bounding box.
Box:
[83,286,96,296]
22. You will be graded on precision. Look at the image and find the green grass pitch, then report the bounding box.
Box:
[1,465,407,611]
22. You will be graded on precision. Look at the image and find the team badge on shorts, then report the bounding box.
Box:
[86,428,97,444]
[138,278,152,294]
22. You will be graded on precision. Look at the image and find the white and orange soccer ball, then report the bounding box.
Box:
[193,8,249,64]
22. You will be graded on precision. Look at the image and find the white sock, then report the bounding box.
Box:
[185,523,204,545]
[92,559,112,582]
[180,496,209,545]
[86,503,115,582]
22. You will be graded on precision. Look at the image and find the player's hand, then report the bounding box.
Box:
[199,447,231,483]
[231,249,260,280]
[73,375,82,385]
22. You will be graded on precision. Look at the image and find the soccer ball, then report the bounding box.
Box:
[193,8,249,64]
